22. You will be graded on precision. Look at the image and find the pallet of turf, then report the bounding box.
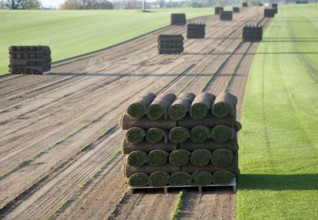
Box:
[242,25,263,42]
[158,34,184,54]
[242,2,248,7]
[171,13,186,25]
[214,6,223,15]
[233,7,240,13]
[220,11,233,21]
[187,23,205,39]
[9,45,51,74]
[264,8,275,18]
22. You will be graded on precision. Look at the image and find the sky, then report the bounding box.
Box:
[41,0,65,8]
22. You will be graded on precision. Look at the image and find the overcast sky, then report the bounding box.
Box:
[41,0,65,8]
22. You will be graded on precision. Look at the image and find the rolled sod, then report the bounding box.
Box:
[168,93,195,120]
[192,171,213,185]
[169,171,191,186]
[121,139,177,154]
[126,127,146,144]
[148,171,169,186]
[211,149,233,166]
[211,91,237,118]
[211,125,236,142]
[128,173,149,187]
[190,149,212,166]
[148,149,169,166]
[179,114,234,128]
[180,139,239,152]
[234,120,242,132]
[212,171,235,184]
[127,150,148,167]
[190,92,215,119]
[147,93,176,120]
[191,126,211,143]
[119,114,176,130]
[145,127,168,144]
[169,149,191,166]
[168,127,190,143]
[124,163,180,178]
[127,92,156,118]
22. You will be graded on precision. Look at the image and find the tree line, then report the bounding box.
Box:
[0,0,114,9]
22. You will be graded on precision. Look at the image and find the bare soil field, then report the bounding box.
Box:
[0,7,271,220]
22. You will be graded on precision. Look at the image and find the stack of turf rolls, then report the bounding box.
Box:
[119,91,241,188]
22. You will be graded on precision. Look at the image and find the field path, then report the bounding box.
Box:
[0,6,271,220]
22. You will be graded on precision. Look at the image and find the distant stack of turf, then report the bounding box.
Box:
[120,91,241,188]
[242,25,263,42]
[214,7,223,15]
[187,23,205,39]
[233,7,240,13]
[171,13,186,25]
[158,35,184,54]
[242,2,248,7]
[8,45,51,74]
[220,11,233,21]
[264,8,276,18]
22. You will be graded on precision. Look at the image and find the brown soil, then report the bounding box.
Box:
[0,6,272,220]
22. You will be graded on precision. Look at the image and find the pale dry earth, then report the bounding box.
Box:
[0,6,271,220]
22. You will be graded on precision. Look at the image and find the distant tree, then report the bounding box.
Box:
[60,0,114,9]
[216,0,228,6]
[0,0,41,9]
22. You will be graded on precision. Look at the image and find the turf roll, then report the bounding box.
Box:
[169,149,191,166]
[147,93,176,120]
[145,127,168,144]
[211,125,235,142]
[126,127,146,144]
[124,163,180,177]
[119,114,176,130]
[180,139,239,152]
[212,171,235,184]
[211,91,237,118]
[190,92,215,119]
[148,171,169,186]
[234,120,242,132]
[168,127,190,143]
[191,126,211,142]
[179,114,234,128]
[148,149,169,166]
[211,149,233,166]
[190,149,211,166]
[121,139,177,154]
[169,171,191,186]
[128,173,149,187]
[127,150,148,167]
[168,92,195,120]
[127,92,156,118]
[191,171,213,185]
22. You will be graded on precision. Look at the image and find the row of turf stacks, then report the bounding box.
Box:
[220,11,233,21]
[9,45,51,74]
[264,8,276,17]
[120,92,241,188]
[157,34,184,54]
[242,25,263,42]
[187,23,205,39]
[214,6,223,15]
[233,7,240,13]
[171,13,186,25]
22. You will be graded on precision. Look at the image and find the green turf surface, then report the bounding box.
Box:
[238,4,318,219]
[0,8,214,74]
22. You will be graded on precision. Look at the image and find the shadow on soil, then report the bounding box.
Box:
[238,174,318,190]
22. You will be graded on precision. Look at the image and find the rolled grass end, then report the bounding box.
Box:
[129,173,149,187]
[211,125,235,142]
[192,171,213,185]
[190,149,211,166]
[127,150,148,167]
[191,126,210,142]
[169,171,191,186]
[190,103,208,120]
[169,149,191,166]
[148,150,169,166]
[169,127,190,143]
[211,149,234,166]
[148,171,169,186]
[212,171,235,184]
[126,127,145,144]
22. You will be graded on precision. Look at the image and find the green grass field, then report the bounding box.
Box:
[238,4,318,219]
[0,8,213,74]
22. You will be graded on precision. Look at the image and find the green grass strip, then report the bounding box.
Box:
[170,190,186,220]
[237,4,318,220]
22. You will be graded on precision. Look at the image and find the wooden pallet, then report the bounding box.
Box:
[129,178,236,194]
